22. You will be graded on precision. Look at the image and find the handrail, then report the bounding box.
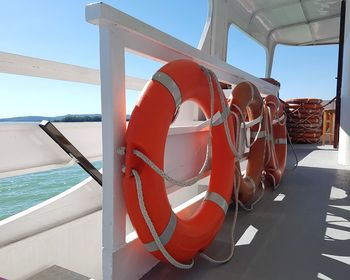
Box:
[86,2,278,96]
[0,51,147,90]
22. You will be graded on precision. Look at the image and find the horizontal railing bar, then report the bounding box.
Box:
[0,51,147,90]
[86,2,278,96]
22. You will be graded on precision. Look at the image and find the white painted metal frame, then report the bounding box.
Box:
[0,51,147,90]
[198,0,277,78]
[202,0,340,78]
[339,0,350,165]
[86,3,278,280]
[0,52,148,179]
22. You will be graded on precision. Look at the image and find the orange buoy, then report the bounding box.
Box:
[229,82,265,203]
[287,109,323,117]
[290,132,322,138]
[287,122,322,129]
[287,103,322,110]
[286,98,322,104]
[287,108,323,115]
[264,95,287,188]
[288,126,322,132]
[284,97,324,144]
[122,60,236,264]
[290,137,320,143]
[288,116,322,125]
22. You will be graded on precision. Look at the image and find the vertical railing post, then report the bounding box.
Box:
[99,26,126,280]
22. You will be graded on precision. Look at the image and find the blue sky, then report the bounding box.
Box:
[0,0,338,118]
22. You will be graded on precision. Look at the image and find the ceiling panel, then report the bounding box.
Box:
[227,0,340,46]
[272,24,313,45]
[310,17,340,40]
[302,0,341,20]
[257,3,306,29]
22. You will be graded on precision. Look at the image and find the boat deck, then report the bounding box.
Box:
[143,144,350,280]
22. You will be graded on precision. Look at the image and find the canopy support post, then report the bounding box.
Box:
[338,0,350,164]
[334,0,346,148]
[265,43,276,79]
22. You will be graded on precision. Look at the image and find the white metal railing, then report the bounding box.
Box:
[0,51,147,90]
[0,52,148,178]
[86,2,278,280]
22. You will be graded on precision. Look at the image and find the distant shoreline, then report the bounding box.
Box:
[0,114,131,123]
[0,114,101,123]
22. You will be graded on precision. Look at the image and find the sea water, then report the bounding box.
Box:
[0,161,102,221]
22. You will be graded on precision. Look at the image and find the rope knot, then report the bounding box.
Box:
[117,146,126,156]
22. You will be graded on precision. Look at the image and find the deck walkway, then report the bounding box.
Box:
[143,144,350,280]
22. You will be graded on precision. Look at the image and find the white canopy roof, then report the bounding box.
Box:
[227,0,340,47]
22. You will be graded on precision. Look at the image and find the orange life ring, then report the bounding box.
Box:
[286,110,323,118]
[286,98,322,104]
[287,116,322,125]
[229,82,265,203]
[287,123,322,129]
[264,95,287,188]
[286,103,322,110]
[290,132,322,139]
[289,129,321,135]
[290,137,320,143]
[288,129,322,135]
[123,60,235,264]
[287,108,323,115]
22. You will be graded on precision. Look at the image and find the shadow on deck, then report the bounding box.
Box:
[142,145,350,280]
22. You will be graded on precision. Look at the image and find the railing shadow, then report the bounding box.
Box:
[142,150,350,280]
